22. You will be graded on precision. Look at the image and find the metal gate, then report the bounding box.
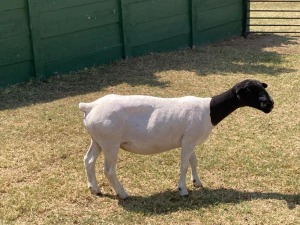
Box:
[244,0,300,36]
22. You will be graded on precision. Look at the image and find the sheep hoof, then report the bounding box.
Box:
[181,194,189,199]
[117,196,128,201]
[95,192,103,197]
[178,187,189,197]
[117,193,129,200]
[91,191,103,197]
[192,179,203,188]
[193,183,203,188]
[89,187,102,196]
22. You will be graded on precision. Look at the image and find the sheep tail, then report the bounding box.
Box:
[79,102,95,122]
[79,102,92,113]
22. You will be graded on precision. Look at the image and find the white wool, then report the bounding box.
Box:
[81,94,213,155]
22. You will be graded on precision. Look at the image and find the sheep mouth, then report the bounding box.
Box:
[262,108,272,113]
[260,102,274,113]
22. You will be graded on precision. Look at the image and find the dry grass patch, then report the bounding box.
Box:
[1,33,299,224]
[250,1,300,35]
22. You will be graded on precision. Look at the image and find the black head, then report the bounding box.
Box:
[235,79,274,113]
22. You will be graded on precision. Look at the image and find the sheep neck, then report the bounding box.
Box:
[210,88,242,126]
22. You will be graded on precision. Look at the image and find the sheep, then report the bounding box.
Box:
[79,79,274,199]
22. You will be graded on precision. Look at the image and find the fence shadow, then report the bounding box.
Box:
[118,187,300,215]
[0,34,298,110]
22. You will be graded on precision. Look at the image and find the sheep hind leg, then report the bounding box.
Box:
[84,139,102,196]
[189,152,203,188]
[102,145,128,200]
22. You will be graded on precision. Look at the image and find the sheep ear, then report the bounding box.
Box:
[262,83,268,88]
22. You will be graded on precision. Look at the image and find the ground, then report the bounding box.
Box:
[0,33,299,224]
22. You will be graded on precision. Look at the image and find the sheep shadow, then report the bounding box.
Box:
[118,187,300,215]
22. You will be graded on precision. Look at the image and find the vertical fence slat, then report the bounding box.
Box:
[243,0,250,37]
[119,0,132,59]
[189,0,197,48]
[27,0,46,80]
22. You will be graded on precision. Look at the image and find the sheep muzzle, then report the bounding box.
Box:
[260,98,274,113]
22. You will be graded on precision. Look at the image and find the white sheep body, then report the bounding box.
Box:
[80,94,213,155]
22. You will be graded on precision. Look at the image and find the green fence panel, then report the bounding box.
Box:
[28,0,123,80]
[194,0,244,45]
[0,0,34,86]
[0,0,247,87]
[122,0,191,57]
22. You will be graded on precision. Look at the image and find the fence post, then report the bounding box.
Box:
[24,0,36,80]
[189,0,198,48]
[119,0,132,59]
[27,0,46,80]
[242,0,250,38]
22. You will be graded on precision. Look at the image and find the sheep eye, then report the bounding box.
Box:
[246,86,254,92]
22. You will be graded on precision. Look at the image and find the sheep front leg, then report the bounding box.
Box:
[102,145,128,200]
[178,145,194,197]
[84,139,102,195]
[189,152,203,187]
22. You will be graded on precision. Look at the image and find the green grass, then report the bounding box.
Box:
[1,33,299,224]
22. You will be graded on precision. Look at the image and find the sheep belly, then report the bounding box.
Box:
[118,118,212,154]
[120,140,181,154]
[118,111,208,155]
[119,123,185,154]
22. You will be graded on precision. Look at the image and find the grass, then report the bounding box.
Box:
[1,33,299,225]
[1,21,300,225]
[250,1,300,35]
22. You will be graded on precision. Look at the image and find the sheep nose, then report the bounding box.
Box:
[265,100,274,108]
[263,99,274,112]
[269,97,274,107]
[260,96,274,113]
